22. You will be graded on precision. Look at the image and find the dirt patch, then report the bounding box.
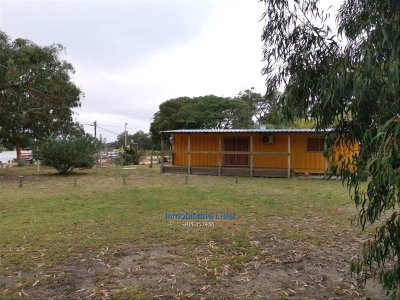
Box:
[1,238,384,299]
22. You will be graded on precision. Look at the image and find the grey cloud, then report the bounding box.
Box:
[0,0,218,70]
[74,77,162,124]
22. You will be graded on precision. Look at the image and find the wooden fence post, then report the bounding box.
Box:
[218,135,222,176]
[287,134,291,178]
[123,173,128,185]
[19,176,24,188]
[187,134,191,175]
[250,135,254,177]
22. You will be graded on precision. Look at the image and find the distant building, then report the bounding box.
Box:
[0,151,17,163]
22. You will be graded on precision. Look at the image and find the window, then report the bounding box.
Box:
[307,137,324,152]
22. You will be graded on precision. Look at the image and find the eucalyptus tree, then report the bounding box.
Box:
[0,31,81,159]
[262,0,400,296]
[236,88,284,127]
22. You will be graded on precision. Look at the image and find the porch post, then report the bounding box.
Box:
[187,134,191,175]
[160,134,164,173]
[218,135,222,176]
[250,135,253,177]
[287,134,291,178]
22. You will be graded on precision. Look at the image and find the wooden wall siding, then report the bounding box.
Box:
[173,134,219,166]
[170,133,331,173]
[290,134,325,172]
[253,133,290,169]
[330,139,359,172]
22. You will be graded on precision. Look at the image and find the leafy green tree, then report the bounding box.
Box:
[115,130,153,150]
[237,88,266,126]
[150,95,254,144]
[0,31,82,160]
[237,88,308,128]
[34,134,103,174]
[177,95,254,129]
[237,88,289,127]
[131,130,152,150]
[262,0,400,296]
[150,97,192,145]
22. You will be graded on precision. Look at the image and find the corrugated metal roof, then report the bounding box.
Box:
[159,128,333,134]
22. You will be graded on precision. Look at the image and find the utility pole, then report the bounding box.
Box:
[94,121,97,138]
[124,123,128,149]
[99,134,103,167]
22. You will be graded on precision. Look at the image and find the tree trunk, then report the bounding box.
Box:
[15,142,21,160]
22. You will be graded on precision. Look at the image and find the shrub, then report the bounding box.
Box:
[122,148,143,165]
[17,159,26,167]
[34,135,103,174]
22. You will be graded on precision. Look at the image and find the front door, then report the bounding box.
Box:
[224,138,249,166]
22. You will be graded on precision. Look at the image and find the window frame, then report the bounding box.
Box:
[307,137,325,152]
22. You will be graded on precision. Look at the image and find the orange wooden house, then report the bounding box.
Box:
[159,129,355,178]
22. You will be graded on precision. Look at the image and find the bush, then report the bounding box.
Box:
[122,148,143,165]
[17,159,26,167]
[34,135,103,174]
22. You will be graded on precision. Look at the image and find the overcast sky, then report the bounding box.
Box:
[0,0,270,142]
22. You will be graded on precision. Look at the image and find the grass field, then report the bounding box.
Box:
[0,165,381,299]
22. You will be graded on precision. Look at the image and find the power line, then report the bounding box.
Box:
[80,122,143,134]
[96,125,120,135]
[96,124,124,128]
[124,122,128,148]
[96,123,141,131]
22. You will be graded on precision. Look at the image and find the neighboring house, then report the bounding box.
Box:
[0,151,17,163]
[159,129,358,178]
[0,150,33,164]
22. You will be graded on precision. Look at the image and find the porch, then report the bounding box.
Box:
[162,165,289,177]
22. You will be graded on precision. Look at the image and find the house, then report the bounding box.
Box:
[159,129,358,178]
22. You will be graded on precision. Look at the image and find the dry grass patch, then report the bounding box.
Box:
[0,165,382,299]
